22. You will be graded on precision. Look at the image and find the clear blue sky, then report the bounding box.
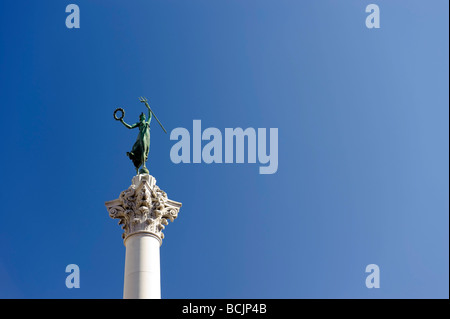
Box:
[0,0,448,298]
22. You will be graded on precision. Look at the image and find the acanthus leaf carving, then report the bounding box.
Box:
[105,174,182,243]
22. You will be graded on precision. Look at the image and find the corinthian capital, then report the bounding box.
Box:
[105,174,182,245]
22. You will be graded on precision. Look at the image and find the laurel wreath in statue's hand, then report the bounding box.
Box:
[114,108,125,121]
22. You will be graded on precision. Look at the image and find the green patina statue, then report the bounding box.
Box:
[114,97,166,175]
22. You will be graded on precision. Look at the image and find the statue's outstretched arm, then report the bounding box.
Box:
[120,119,138,129]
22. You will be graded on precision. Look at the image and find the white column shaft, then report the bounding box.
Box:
[123,233,161,299]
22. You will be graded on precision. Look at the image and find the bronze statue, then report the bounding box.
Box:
[114,97,166,175]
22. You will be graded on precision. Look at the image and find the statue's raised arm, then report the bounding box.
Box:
[138,96,167,134]
[139,96,152,124]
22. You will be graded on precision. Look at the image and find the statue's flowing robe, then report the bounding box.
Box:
[128,121,150,170]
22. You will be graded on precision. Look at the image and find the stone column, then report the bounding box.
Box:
[105,174,182,299]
